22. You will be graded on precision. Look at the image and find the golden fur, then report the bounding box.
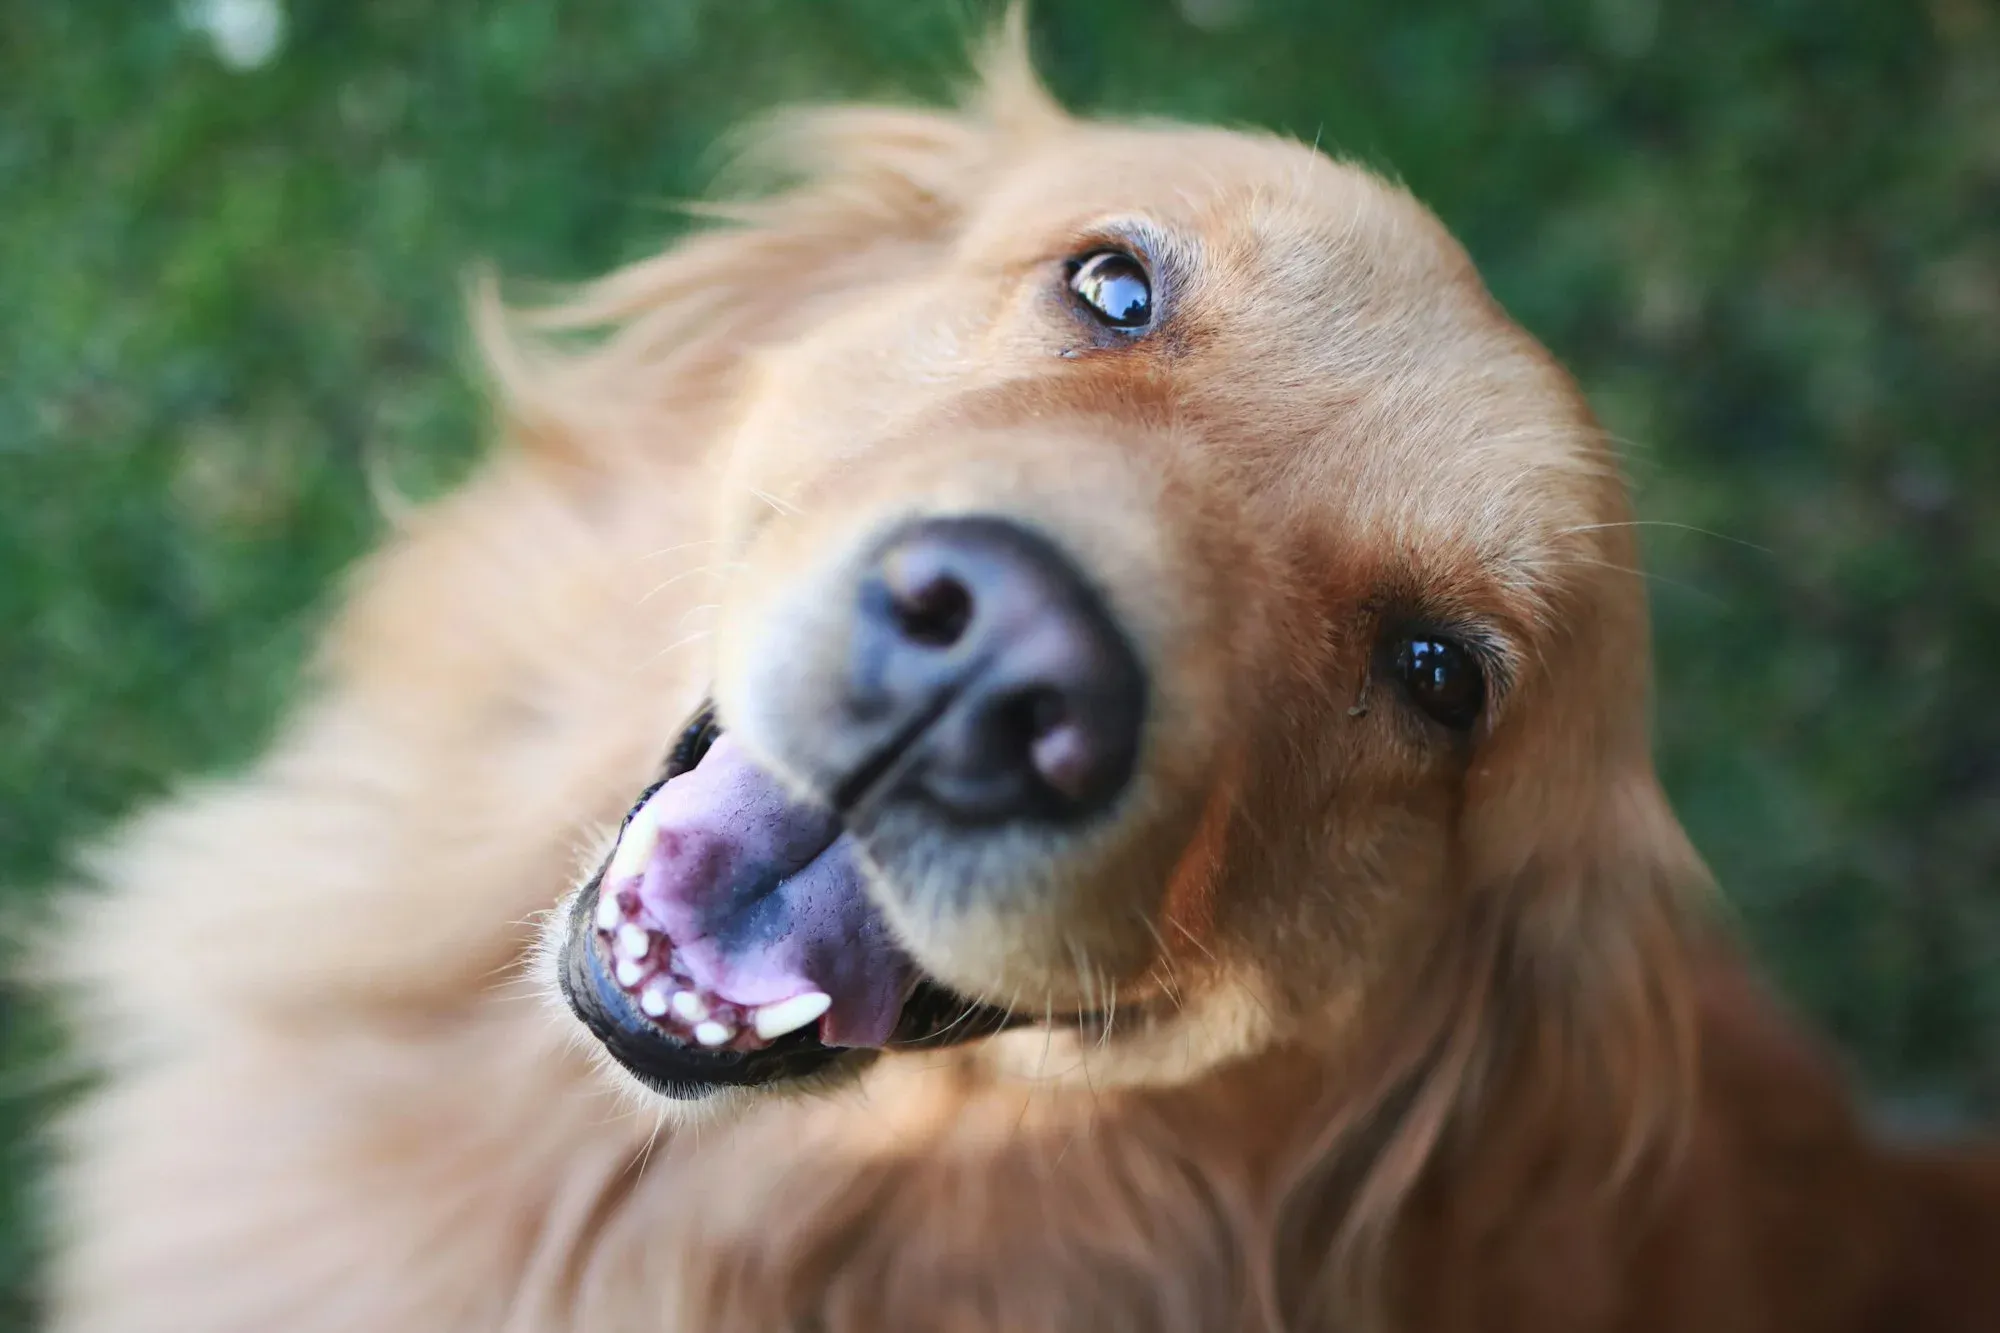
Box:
[42,22,2000,1333]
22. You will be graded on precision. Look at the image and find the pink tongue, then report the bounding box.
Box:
[623,734,911,1047]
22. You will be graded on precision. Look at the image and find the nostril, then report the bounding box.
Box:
[1031,725,1093,805]
[884,562,974,649]
[850,516,1147,824]
[1021,691,1094,805]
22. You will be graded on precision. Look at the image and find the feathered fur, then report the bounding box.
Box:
[41,19,2000,1333]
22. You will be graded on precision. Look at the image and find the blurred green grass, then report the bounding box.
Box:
[3,0,1997,1324]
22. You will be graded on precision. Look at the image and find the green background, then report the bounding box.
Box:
[4,0,1996,1323]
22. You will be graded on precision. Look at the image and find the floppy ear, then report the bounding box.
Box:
[1268,507,1712,1330]
[1468,765,1706,1173]
[1460,507,1710,1172]
[476,12,1066,471]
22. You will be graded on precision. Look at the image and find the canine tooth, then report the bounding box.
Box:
[670,991,708,1024]
[693,1020,732,1048]
[614,958,645,989]
[639,982,671,1018]
[605,810,659,885]
[614,923,651,960]
[752,992,832,1041]
[593,892,622,934]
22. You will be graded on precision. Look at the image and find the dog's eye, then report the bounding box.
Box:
[1392,636,1485,731]
[1067,250,1153,331]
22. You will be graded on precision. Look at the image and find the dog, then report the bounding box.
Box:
[43,21,2000,1333]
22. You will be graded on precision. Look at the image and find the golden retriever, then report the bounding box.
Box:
[43,21,2000,1333]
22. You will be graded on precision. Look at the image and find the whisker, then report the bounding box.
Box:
[1135,911,1187,1010]
[481,965,538,998]
[1168,915,1218,964]
[1066,936,1098,1030]
[927,996,987,1044]
[637,539,720,563]
[1555,519,1770,555]
[637,565,727,605]
[644,629,713,666]
[1100,968,1117,1050]
[673,602,721,631]
[1565,556,1729,609]
[634,1104,668,1179]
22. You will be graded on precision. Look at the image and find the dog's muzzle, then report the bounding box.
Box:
[559,515,1146,1097]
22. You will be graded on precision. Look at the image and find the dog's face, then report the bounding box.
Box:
[551,67,1686,1106]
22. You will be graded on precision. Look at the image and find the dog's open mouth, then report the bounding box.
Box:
[560,704,1017,1097]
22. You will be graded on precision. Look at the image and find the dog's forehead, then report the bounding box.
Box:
[954,122,1624,620]
[974,123,1458,281]
[960,126,1521,346]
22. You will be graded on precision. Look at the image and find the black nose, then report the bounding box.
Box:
[842,516,1146,823]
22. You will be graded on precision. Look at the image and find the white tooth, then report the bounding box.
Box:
[639,982,671,1018]
[593,892,622,934]
[670,991,708,1024]
[605,809,659,885]
[615,923,651,960]
[614,958,644,989]
[752,992,832,1042]
[693,1020,733,1048]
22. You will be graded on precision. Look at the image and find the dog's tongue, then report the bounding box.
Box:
[620,734,911,1047]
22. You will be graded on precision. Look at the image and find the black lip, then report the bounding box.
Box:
[559,872,846,1098]
[558,700,1024,1100]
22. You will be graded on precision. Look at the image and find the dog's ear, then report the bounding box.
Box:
[1454,508,1711,1177]
[475,12,1065,470]
[1468,763,1706,1165]
[1270,516,1712,1330]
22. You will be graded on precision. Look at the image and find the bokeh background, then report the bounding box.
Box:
[3,0,1996,1324]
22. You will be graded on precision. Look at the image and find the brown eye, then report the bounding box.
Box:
[1067,250,1153,331]
[1393,636,1485,731]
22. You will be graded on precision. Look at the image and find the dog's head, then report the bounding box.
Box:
[535,30,1707,1113]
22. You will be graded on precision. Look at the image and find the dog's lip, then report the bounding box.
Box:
[562,881,1025,1098]
[560,880,846,1097]
[559,701,1027,1097]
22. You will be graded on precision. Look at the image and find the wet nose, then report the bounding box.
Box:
[842,516,1146,823]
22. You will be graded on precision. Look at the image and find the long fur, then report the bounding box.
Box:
[39,18,2000,1333]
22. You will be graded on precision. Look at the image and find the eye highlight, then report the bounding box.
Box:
[1066,250,1153,331]
[1391,635,1486,731]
